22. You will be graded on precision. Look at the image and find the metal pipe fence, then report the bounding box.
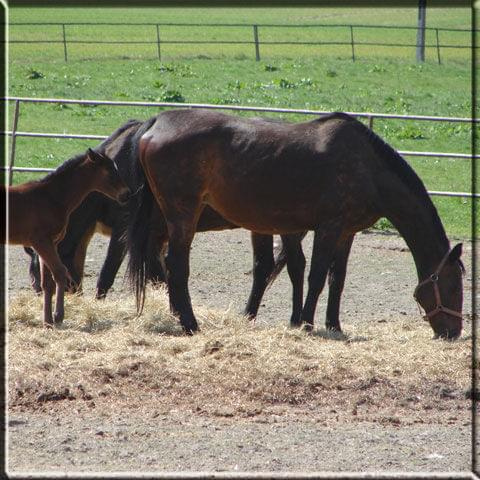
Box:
[3,96,478,200]
[9,22,476,64]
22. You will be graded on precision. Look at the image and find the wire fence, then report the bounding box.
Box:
[8,22,476,63]
[3,96,477,200]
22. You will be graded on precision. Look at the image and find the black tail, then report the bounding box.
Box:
[265,231,308,288]
[125,163,155,314]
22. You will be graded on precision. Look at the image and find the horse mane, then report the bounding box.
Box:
[98,119,144,152]
[344,112,451,250]
[40,153,86,183]
[40,119,145,185]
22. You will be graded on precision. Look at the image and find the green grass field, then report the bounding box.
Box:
[8,7,472,64]
[5,7,475,238]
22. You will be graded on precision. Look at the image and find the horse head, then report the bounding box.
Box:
[86,148,131,205]
[413,243,464,340]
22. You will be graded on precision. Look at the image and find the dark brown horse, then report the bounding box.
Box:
[2,148,130,327]
[127,109,464,339]
[22,118,304,323]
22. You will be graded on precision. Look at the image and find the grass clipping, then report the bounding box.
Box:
[8,287,472,424]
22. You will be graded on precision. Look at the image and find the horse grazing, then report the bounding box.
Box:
[2,148,131,327]
[21,118,306,324]
[127,109,464,339]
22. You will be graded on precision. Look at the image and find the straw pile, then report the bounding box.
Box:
[8,287,472,424]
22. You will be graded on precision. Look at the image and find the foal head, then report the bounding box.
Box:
[85,148,130,204]
[413,243,464,340]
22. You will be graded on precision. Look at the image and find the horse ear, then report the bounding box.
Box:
[87,148,100,162]
[448,243,463,264]
[87,148,95,160]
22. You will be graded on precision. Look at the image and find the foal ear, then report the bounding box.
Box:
[448,243,463,263]
[86,148,100,162]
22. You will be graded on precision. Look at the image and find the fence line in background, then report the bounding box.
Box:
[3,96,477,199]
[9,22,476,64]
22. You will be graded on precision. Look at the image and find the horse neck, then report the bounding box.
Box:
[383,184,450,281]
[45,162,97,217]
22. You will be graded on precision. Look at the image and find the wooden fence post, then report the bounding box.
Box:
[62,24,68,62]
[8,100,21,186]
[435,28,441,65]
[416,0,426,62]
[156,24,161,61]
[253,25,260,61]
[350,25,355,62]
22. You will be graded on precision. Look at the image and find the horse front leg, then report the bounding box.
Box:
[281,233,306,327]
[325,234,354,332]
[301,228,341,331]
[244,233,274,319]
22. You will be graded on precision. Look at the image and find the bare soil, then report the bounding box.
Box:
[6,229,476,475]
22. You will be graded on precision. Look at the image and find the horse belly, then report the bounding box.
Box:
[205,188,322,234]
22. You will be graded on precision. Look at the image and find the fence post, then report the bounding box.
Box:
[368,115,374,130]
[435,28,441,65]
[8,100,21,186]
[350,25,355,62]
[416,0,426,62]
[62,24,68,62]
[253,25,260,61]
[156,24,161,61]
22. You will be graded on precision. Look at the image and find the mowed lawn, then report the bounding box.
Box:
[6,6,474,238]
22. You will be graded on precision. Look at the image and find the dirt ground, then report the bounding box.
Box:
[6,229,476,475]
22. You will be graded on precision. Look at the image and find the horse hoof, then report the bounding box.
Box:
[326,325,342,333]
[303,323,314,333]
[54,314,64,325]
[183,323,199,335]
[44,322,54,329]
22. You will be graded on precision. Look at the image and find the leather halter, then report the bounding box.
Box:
[413,249,463,322]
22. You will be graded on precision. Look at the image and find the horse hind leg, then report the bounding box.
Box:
[145,227,167,287]
[280,233,306,327]
[163,205,204,334]
[96,228,126,299]
[325,234,354,332]
[35,241,70,326]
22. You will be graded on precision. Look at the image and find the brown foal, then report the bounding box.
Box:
[2,148,130,327]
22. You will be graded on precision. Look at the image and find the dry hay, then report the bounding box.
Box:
[8,287,473,425]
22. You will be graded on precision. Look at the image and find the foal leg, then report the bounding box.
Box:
[325,234,354,332]
[35,241,70,326]
[301,229,340,331]
[244,233,274,319]
[281,233,306,327]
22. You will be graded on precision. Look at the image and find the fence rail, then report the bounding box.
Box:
[3,96,477,199]
[8,22,476,63]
